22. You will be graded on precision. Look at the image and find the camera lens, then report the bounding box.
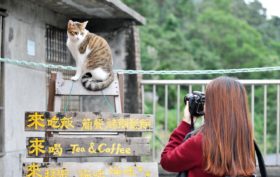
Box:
[183,94,190,105]
[183,91,205,117]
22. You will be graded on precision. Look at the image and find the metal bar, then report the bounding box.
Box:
[64,33,67,63]
[46,27,49,61]
[141,85,145,114]
[141,80,280,85]
[61,31,64,62]
[63,32,65,63]
[201,85,205,92]
[251,85,255,132]
[54,28,57,62]
[61,31,64,63]
[264,85,267,162]
[59,31,61,62]
[165,85,168,141]
[0,16,3,154]
[50,27,53,62]
[152,84,156,161]
[47,25,49,61]
[56,30,59,63]
[55,28,57,63]
[277,84,280,165]
[55,30,58,63]
[0,16,2,56]
[189,85,192,93]
[52,28,55,62]
[177,85,180,126]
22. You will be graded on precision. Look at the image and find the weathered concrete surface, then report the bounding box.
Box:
[124,26,142,113]
[0,0,68,176]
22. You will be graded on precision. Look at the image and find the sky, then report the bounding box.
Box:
[247,0,280,18]
[259,0,280,18]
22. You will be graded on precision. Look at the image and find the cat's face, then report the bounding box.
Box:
[67,20,88,42]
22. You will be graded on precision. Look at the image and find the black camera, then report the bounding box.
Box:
[184,91,205,117]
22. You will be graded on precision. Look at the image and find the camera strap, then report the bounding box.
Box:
[254,140,267,177]
[190,115,195,131]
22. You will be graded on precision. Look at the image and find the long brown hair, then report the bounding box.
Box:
[202,77,255,176]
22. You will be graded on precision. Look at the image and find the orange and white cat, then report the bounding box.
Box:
[67,20,114,91]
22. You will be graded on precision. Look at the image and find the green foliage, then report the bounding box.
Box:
[122,0,280,155]
[123,0,280,78]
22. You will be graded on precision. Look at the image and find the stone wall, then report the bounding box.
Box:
[0,0,67,176]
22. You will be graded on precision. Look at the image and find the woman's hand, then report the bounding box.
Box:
[183,102,192,124]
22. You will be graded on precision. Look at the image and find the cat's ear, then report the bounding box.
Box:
[68,20,74,27]
[82,21,88,28]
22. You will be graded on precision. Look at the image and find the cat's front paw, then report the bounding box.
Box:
[71,76,80,81]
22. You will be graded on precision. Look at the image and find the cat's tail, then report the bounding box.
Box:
[81,72,114,91]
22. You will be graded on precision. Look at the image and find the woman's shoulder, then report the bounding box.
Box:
[184,131,203,147]
[179,131,204,167]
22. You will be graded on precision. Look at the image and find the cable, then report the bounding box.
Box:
[1,57,280,75]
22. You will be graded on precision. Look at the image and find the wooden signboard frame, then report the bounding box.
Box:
[23,72,157,176]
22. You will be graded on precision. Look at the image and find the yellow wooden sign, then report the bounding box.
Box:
[25,112,153,132]
[26,137,150,158]
[22,162,159,177]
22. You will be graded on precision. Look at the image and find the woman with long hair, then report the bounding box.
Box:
[161,76,256,177]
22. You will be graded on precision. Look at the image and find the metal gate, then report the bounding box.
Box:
[0,10,6,155]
